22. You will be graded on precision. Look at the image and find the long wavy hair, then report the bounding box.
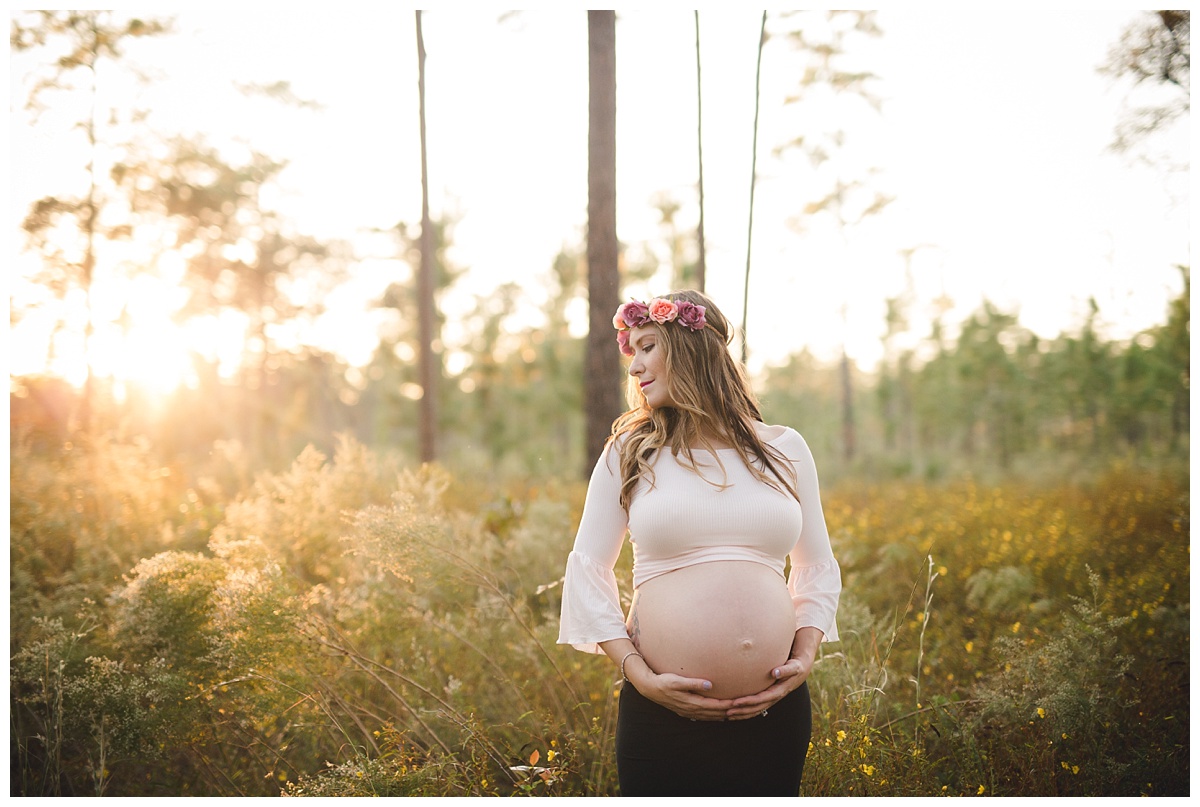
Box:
[609,289,798,511]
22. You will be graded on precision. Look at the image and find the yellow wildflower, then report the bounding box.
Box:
[978,785,986,795]
[1037,708,1046,719]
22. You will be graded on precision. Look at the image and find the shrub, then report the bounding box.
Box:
[10,616,188,796]
[9,434,1187,797]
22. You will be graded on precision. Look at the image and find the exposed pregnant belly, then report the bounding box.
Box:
[629,561,795,700]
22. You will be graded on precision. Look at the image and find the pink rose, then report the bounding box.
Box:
[619,300,650,329]
[675,300,707,331]
[647,298,678,323]
[616,329,633,356]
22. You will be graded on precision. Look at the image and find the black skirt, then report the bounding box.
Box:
[615,679,812,797]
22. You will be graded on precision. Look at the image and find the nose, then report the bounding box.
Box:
[628,355,643,377]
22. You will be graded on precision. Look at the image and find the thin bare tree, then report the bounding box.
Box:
[741,11,767,365]
[694,11,707,292]
[415,10,438,463]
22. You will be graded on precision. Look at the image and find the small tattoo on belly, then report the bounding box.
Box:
[629,603,642,651]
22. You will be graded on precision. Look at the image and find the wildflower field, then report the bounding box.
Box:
[9,435,1189,797]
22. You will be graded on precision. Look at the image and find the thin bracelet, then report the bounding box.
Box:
[620,651,643,682]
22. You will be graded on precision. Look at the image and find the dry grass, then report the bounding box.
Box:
[10,437,1189,796]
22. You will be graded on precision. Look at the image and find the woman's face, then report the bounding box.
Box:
[627,325,676,409]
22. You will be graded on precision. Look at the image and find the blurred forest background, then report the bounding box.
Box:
[9,9,1189,798]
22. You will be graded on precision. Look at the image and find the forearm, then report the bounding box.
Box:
[599,638,655,690]
[789,626,825,668]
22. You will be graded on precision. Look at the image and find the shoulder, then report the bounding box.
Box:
[753,421,789,443]
[757,423,813,460]
[600,430,640,472]
[605,430,636,458]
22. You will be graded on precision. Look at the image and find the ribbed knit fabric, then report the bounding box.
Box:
[558,425,841,654]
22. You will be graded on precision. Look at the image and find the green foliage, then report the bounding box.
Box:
[761,279,1190,483]
[970,568,1135,791]
[9,431,211,652]
[11,616,190,796]
[9,429,1187,797]
[296,461,617,795]
[965,565,1037,617]
[808,469,1188,797]
[110,551,225,667]
[211,434,403,584]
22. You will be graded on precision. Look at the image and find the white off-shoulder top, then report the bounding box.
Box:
[557,425,842,654]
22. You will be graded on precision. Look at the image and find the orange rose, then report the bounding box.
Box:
[647,298,678,323]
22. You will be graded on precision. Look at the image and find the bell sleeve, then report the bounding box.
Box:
[557,441,632,654]
[783,429,842,642]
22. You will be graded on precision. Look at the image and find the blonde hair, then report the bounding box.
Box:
[608,289,798,511]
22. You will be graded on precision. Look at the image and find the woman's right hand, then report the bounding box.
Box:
[633,670,736,721]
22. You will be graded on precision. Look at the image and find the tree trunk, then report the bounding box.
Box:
[415,11,438,463]
[741,11,768,366]
[694,10,706,292]
[585,10,621,475]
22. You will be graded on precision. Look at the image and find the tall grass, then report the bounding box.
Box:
[9,435,1189,796]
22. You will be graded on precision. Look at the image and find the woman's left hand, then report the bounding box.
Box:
[723,656,811,720]
[724,626,824,720]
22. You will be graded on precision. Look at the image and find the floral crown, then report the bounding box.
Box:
[612,297,708,357]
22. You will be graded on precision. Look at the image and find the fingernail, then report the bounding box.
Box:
[773,668,781,679]
[702,681,712,691]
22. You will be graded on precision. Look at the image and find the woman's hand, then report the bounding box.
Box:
[603,639,735,721]
[638,671,737,721]
[723,656,811,720]
[724,626,824,721]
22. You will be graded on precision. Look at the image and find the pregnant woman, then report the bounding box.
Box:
[558,290,841,797]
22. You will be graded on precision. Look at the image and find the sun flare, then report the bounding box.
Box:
[10,255,250,400]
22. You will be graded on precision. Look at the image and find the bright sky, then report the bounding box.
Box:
[8,6,1190,387]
